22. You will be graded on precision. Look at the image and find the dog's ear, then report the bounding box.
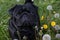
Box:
[8,5,17,15]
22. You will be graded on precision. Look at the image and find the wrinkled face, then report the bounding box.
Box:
[13,11,34,27]
[13,8,30,19]
[9,2,39,27]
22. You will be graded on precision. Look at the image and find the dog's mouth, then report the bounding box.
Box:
[19,13,30,25]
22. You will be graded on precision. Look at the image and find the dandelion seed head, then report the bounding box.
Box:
[47,5,53,10]
[54,13,60,18]
[56,34,60,38]
[42,34,51,40]
[54,25,60,30]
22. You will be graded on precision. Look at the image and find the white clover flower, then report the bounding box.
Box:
[42,34,51,40]
[47,5,53,10]
[54,13,60,18]
[32,0,34,2]
[56,34,60,38]
[23,36,27,40]
[35,26,38,31]
[35,26,38,29]
[16,0,20,2]
[13,39,18,40]
[41,27,43,30]
[54,25,60,30]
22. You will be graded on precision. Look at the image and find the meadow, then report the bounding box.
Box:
[0,0,60,40]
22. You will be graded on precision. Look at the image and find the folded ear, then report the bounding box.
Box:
[8,5,17,15]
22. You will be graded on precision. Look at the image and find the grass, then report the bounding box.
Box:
[0,0,60,40]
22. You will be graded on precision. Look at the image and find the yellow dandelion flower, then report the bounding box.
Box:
[43,24,48,29]
[41,16,44,20]
[51,21,56,27]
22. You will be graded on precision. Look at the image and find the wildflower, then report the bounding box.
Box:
[56,34,60,38]
[16,0,20,2]
[41,27,43,30]
[47,5,53,10]
[42,34,51,40]
[43,24,48,29]
[54,25,60,30]
[51,21,56,27]
[54,13,60,18]
[41,16,44,20]
[23,36,27,40]
[32,0,34,1]
[35,26,38,31]
[13,39,18,40]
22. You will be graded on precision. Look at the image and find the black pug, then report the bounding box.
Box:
[8,0,40,40]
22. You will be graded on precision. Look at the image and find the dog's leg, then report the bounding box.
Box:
[28,33,36,40]
[8,19,19,40]
[8,27,19,40]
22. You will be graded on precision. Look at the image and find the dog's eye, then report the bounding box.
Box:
[17,11,22,15]
[22,9,30,13]
[17,12,20,14]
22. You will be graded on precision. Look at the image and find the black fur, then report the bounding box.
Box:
[8,0,40,40]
